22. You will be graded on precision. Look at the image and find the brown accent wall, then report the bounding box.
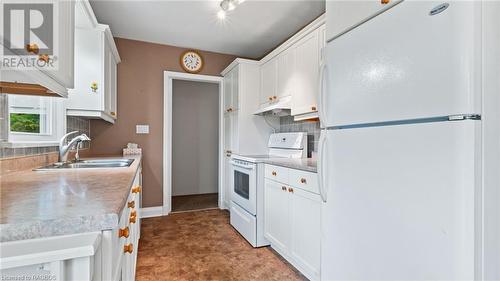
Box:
[86,38,236,207]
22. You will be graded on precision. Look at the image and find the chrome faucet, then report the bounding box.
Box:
[59,131,91,162]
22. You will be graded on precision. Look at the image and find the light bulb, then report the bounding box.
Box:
[217,10,226,20]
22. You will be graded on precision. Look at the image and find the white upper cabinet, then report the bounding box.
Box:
[44,0,75,90]
[291,29,320,118]
[223,73,232,112]
[66,0,120,123]
[0,0,75,97]
[257,15,325,120]
[277,48,296,99]
[326,0,401,42]
[223,66,239,113]
[260,58,278,105]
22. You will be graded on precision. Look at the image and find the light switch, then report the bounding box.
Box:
[136,125,149,134]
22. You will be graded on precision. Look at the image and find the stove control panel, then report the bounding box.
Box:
[268,132,306,149]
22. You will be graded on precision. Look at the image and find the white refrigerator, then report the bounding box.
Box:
[318,1,498,280]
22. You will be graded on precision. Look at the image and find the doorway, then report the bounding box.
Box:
[163,72,224,214]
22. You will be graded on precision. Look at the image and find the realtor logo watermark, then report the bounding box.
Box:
[1,2,59,70]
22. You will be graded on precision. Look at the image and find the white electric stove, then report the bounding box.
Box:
[230,132,307,247]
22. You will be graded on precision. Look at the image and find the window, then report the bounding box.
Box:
[6,94,66,146]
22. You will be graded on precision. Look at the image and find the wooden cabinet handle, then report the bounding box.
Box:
[300,178,307,184]
[110,111,116,116]
[268,96,273,101]
[132,186,141,194]
[311,106,317,111]
[26,43,39,54]
[130,210,137,217]
[381,0,389,4]
[119,227,129,238]
[124,243,133,254]
[271,171,277,176]
[288,187,294,193]
[128,201,135,208]
[129,213,137,224]
[273,96,277,100]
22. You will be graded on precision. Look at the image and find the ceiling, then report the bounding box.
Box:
[89,0,325,59]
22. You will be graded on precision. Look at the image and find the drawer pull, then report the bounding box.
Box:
[132,186,141,194]
[273,96,277,100]
[119,227,129,238]
[288,187,294,193]
[268,96,273,101]
[300,178,307,184]
[281,186,287,191]
[128,201,135,208]
[381,0,390,3]
[129,213,137,224]
[124,243,133,254]
[311,106,317,111]
[271,171,277,176]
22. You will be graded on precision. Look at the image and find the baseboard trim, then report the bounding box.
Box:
[140,206,163,218]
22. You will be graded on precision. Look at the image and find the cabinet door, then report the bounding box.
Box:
[277,48,295,98]
[326,0,400,41]
[260,59,277,105]
[264,179,290,254]
[230,111,238,153]
[109,55,117,119]
[290,187,321,280]
[43,0,75,89]
[103,43,112,116]
[223,112,232,151]
[231,67,239,111]
[67,28,102,111]
[224,155,233,207]
[223,73,232,112]
[292,29,320,116]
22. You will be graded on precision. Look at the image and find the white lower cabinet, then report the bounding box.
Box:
[0,165,142,281]
[264,179,290,254]
[289,188,321,280]
[264,165,321,281]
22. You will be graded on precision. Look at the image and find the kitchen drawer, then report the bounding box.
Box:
[289,169,319,194]
[265,164,289,184]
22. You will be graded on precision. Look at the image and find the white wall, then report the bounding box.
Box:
[172,80,219,196]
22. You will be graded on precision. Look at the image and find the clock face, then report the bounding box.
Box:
[181,51,203,73]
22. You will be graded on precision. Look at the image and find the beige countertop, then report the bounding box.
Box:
[263,158,317,173]
[0,155,141,242]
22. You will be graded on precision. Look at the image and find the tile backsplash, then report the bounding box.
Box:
[278,116,320,157]
[0,109,91,159]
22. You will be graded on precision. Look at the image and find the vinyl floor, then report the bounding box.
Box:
[136,209,306,281]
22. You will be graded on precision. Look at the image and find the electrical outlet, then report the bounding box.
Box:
[136,125,149,134]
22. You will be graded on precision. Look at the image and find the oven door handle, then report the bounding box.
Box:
[231,161,255,170]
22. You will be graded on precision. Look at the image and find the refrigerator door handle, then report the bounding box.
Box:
[318,130,328,202]
[318,63,328,128]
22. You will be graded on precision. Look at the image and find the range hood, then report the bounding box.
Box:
[253,95,291,116]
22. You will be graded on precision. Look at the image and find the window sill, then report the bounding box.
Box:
[1,141,59,148]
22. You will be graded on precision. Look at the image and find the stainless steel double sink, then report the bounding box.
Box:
[35,158,134,170]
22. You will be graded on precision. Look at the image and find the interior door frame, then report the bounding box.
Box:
[163,71,224,215]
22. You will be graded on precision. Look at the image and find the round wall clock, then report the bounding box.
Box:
[180,50,204,73]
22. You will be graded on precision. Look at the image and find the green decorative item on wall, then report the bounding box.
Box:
[91,82,98,93]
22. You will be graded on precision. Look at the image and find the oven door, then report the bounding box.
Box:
[231,161,257,216]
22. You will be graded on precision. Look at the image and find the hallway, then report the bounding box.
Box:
[136,210,306,281]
